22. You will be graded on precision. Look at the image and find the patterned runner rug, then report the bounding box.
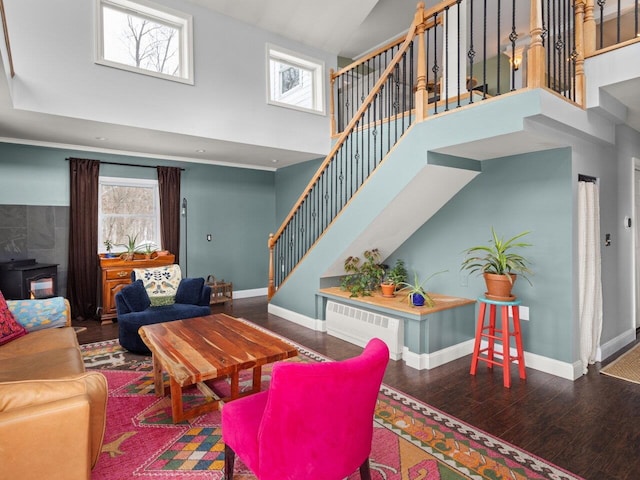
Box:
[82,335,582,480]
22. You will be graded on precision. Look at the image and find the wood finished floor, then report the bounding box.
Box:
[74,296,640,480]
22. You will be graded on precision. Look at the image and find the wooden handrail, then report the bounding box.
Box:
[0,0,14,78]
[331,35,406,80]
[267,3,429,298]
[269,11,424,250]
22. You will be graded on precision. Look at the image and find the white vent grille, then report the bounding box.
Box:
[326,301,403,360]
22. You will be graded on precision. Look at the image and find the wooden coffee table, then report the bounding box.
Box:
[138,313,298,423]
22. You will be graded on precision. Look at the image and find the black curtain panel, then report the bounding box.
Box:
[156,166,181,263]
[67,158,100,319]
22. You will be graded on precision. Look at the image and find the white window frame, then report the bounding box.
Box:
[95,0,194,85]
[266,44,326,115]
[98,176,162,253]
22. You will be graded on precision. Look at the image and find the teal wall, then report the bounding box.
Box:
[0,142,276,291]
[274,158,323,225]
[390,148,573,362]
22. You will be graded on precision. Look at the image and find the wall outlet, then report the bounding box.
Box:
[518,305,529,321]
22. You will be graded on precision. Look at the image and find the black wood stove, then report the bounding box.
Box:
[0,259,59,300]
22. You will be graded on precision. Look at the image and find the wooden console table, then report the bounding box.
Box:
[98,253,175,324]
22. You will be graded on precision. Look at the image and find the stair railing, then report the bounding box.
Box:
[267,4,429,299]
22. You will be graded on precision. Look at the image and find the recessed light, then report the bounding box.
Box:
[271,159,278,163]
[195,149,206,153]
[95,136,108,141]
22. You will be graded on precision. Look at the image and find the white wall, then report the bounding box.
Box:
[4,0,334,155]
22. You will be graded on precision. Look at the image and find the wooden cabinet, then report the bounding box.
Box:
[98,254,175,324]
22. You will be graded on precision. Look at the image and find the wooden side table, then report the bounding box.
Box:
[208,281,233,305]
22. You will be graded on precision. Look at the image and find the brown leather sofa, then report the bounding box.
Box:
[0,300,107,480]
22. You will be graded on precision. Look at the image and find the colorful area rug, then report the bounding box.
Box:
[82,336,582,480]
[600,342,640,384]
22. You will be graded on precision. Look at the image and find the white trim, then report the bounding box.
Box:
[232,287,268,299]
[266,43,325,116]
[267,303,327,332]
[95,0,194,85]
[403,339,475,370]
[598,327,637,362]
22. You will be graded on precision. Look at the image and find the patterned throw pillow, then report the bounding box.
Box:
[0,290,28,345]
[133,265,182,307]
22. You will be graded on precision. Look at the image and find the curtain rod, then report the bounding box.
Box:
[578,174,597,183]
[66,158,185,171]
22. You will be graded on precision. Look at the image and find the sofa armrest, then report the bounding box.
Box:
[0,371,108,469]
[0,394,93,479]
[115,290,132,315]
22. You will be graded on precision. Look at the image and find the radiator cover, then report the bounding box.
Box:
[326,300,403,360]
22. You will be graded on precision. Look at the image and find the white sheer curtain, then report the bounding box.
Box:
[578,180,603,375]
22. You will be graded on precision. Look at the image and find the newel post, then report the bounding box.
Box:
[268,233,275,300]
[414,2,428,121]
[574,1,586,107]
[527,0,546,89]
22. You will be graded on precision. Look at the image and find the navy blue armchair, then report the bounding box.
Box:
[116,275,211,353]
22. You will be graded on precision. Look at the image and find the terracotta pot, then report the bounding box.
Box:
[483,272,517,300]
[380,283,395,297]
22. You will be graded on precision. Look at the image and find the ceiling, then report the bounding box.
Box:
[0,0,638,170]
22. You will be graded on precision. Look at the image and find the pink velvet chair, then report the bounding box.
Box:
[221,338,389,480]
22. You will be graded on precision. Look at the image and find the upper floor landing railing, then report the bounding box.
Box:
[268,0,640,299]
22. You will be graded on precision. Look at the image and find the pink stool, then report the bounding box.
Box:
[470,296,526,388]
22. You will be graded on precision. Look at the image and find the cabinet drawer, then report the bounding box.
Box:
[106,269,132,280]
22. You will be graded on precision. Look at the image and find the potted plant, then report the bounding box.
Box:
[138,241,157,260]
[461,227,532,300]
[340,249,385,297]
[380,259,408,297]
[103,239,115,258]
[117,234,139,261]
[398,270,447,307]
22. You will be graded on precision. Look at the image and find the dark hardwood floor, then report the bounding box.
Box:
[74,297,640,480]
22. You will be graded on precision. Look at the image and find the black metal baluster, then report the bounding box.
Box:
[456,1,461,107]
[510,0,517,92]
[444,6,450,111]
[482,0,488,99]
[617,0,621,44]
[597,0,604,50]
[468,0,476,103]
[496,0,501,95]
[433,13,440,112]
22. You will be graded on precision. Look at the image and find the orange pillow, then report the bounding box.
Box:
[0,290,27,345]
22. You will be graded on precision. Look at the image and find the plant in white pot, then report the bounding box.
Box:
[461,228,532,300]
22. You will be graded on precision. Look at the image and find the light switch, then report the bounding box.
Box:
[207,234,212,242]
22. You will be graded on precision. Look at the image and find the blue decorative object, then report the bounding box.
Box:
[412,293,425,307]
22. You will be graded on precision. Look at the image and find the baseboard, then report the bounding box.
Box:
[267,303,581,381]
[267,303,327,332]
[402,339,475,370]
[233,287,268,299]
[597,328,636,362]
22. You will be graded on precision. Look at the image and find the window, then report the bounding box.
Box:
[95,0,194,84]
[98,177,162,253]
[267,45,325,115]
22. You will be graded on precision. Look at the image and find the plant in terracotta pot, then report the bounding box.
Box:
[117,234,139,261]
[461,228,532,300]
[340,248,385,297]
[385,259,407,291]
[398,270,447,307]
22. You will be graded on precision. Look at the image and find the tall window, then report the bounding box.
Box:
[95,0,194,84]
[267,45,325,115]
[98,177,162,252]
